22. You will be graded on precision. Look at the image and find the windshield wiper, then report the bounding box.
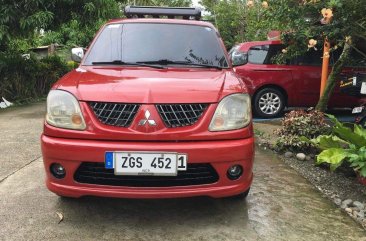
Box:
[136,59,224,70]
[92,60,165,69]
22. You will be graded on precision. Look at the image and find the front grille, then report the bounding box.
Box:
[74,162,219,187]
[156,104,208,128]
[89,102,140,127]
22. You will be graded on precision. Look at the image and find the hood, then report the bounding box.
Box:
[55,66,244,103]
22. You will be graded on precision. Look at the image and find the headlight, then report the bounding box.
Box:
[209,93,251,131]
[46,90,86,130]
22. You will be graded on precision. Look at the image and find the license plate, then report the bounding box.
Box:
[352,107,364,114]
[105,152,187,176]
[361,82,366,94]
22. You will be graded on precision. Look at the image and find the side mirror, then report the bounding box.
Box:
[231,52,248,67]
[71,47,84,63]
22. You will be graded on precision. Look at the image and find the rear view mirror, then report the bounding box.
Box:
[231,52,248,67]
[71,47,84,63]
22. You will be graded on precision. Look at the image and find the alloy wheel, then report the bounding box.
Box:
[258,92,281,115]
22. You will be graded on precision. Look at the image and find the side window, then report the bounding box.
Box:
[248,45,269,64]
[229,45,248,66]
[330,48,342,65]
[347,49,366,67]
[248,44,284,65]
[328,47,366,67]
[295,49,323,66]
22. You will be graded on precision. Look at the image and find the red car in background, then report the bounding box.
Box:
[230,40,365,118]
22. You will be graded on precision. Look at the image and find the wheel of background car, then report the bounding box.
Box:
[253,88,285,118]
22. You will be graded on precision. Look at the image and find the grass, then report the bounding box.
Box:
[254,129,265,137]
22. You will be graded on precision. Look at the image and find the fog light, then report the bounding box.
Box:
[50,163,66,179]
[227,165,243,180]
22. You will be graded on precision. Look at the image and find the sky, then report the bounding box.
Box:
[191,0,209,16]
[192,0,202,8]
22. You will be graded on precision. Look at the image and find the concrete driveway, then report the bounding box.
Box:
[0,102,365,241]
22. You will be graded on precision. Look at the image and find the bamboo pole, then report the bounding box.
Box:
[320,38,330,97]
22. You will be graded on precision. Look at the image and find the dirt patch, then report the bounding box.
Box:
[254,122,281,148]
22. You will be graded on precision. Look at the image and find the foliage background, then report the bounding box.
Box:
[0,0,192,102]
[200,0,279,48]
[0,54,69,103]
[1,0,365,106]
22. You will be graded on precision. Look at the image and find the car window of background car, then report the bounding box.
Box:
[294,48,323,66]
[347,49,366,67]
[329,47,342,66]
[248,44,284,65]
[84,23,228,68]
[300,47,366,68]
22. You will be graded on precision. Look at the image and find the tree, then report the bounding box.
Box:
[147,0,192,6]
[0,0,192,50]
[0,0,121,51]
[0,0,54,50]
[200,0,246,48]
[119,0,191,7]
[200,0,280,49]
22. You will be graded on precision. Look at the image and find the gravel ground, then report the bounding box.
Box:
[277,153,366,202]
[254,122,366,229]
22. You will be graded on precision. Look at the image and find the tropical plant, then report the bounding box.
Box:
[309,115,366,177]
[274,109,330,152]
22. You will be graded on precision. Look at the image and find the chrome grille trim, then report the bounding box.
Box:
[89,102,140,127]
[156,104,208,128]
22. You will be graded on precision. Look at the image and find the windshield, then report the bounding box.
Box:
[84,23,229,68]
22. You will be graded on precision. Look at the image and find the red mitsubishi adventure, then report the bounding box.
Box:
[41,6,254,199]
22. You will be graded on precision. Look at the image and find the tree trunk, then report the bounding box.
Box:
[316,38,352,111]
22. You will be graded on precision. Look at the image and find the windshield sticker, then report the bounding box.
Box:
[107,24,120,29]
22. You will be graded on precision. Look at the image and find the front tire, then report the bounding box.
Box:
[253,88,285,118]
[226,188,250,200]
[359,117,366,128]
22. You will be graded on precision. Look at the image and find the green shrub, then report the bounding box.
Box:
[274,110,330,152]
[38,18,106,48]
[67,60,79,69]
[0,53,69,103]
[308,115,366,177]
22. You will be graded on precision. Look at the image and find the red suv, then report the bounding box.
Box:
[230,40,365,118]
[41,7,254,199]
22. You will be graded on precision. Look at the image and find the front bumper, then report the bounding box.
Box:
[41,135,254,199]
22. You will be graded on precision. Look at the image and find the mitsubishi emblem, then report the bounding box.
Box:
[138,110,157,126]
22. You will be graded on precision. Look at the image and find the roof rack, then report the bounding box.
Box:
[124,6,201,20]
